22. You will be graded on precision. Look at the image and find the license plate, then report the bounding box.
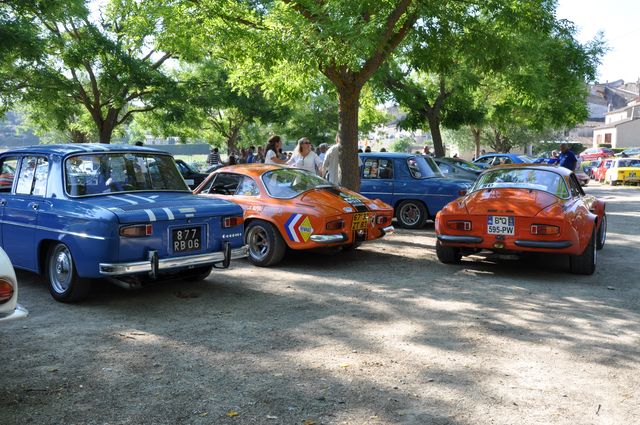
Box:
[487,216,514,235]
[172,227,202,253]
[351,212,370,230]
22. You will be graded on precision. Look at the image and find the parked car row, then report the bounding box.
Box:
[0,144,611,309]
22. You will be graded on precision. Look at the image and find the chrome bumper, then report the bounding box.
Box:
[310,234,347,243]
[99,245,248,276]
[0,304,28,322]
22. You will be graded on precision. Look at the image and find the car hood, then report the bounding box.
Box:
[463,188,559,217]
[79,192,242,224]
[298,187,372,214]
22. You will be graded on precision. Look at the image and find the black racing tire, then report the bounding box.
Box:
[183,265,213,282]
[245,220,287,267]
[436,240,462,264]
[46,243,91,302]
[596,214,607,250]
[569,228,597,275]
[395,200,427,229]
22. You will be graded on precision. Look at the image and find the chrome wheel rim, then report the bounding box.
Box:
[599,216,607,247]
[400,203,421,226]
[50,245,73,294]
[247,226,270,261]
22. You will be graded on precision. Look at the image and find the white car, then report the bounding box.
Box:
[0,247,28,322]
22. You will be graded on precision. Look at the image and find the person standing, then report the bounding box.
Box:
[264,135,288,165]
[323,134,342,184]
[288,137,323,175]
[318,143,328,161]
[207,147,221,166]
[246,146,256,164]
[255,146,265,163]
[558,143,577,171]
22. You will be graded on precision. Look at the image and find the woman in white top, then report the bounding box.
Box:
[264,135,288,165]
[288,137,323,175]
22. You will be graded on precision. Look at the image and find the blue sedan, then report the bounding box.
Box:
[473,153,534,168]
[0,144,247,302]
[359,153,470,228]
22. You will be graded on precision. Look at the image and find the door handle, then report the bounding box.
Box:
[28,202,39,211]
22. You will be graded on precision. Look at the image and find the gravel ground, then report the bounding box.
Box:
[1,183,639,425]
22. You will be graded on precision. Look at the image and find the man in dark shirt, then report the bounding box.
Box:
[558,143,577,171]
[207,148,221,166]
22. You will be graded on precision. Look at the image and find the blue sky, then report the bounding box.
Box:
[556,0,640,83]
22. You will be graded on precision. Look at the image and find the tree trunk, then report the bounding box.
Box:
[426,111,445,157]
[337,87,361,191]
[471,126,482,158]
[95,108,119,144]
[226,126,241,155]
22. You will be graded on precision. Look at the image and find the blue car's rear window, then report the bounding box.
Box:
[408,156,443,179]
[65,153,189,197]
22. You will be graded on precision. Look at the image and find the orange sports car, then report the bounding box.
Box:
[435,164,607,275]
[194,164,394,266]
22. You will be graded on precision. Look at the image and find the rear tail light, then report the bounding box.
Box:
[376,216,388,225]
[326,219,344,230]
[223,216,244,228]
[530,224,560,235]
[447,220,472,231]
[458,189,468,196]
[0,278,14,304]
[120,224,153,237]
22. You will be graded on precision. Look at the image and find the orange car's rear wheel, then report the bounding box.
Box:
[569,228,596,275]
[436,240,462,264]
[596,213,607,250]
[245,220,286,267]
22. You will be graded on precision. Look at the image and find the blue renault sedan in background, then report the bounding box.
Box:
[0,144,247,302]
[359,153,470,228]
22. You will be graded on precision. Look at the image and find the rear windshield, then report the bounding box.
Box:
[472,168,569,198]
[410,156,443,178]
[65,152,189,197]
[261,168,331,199]
[452,159,482,171]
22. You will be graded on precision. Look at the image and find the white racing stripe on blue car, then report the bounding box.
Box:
[162,208,175,220]
[108,195,138,205]
[126,194,156,203]
[144,209,157,222]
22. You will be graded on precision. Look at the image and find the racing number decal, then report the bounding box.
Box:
[285,214,314,243]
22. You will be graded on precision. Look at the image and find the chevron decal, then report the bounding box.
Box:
[285,213,313,243]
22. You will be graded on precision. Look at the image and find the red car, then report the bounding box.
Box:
[435,164,606,275]
[579,147,614,161]
[592,158,614,182]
